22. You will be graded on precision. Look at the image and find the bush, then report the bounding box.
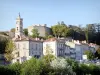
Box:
[21,57,43,75]
[50,57,74,75]
[8,62,21,75]
[66,58,79,75]
[89,64,100,75]
[0,57,100,75]
[0,65,15,75]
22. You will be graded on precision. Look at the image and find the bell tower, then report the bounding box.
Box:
[15,13,23,38]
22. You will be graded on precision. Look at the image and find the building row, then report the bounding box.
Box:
[12,14,99,63]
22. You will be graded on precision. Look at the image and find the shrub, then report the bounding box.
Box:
[8,62,21,75]
[50,57,74,75]
[21,57,43,75]
[0,65,15,75]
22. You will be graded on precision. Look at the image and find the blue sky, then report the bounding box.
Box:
[0,0,100,31]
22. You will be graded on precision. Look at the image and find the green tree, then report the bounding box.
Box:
[4,40,16,62]
[66,28,74,37]
[23,28,28,36]
[8,62,21,75]
[31,29,39,38]
[21,58,43,75]
[84,50,94,60]
[47,35,53,39]
[0,34,8,53]
[97,47,100,54]
[43,45,55,64]
[79,64,90,75]
[45,32,53,39]
[50,58,74,75]
[94,47,100,59]
[85,28,89,43]
[61,21,66,26]
[10,28,15,32]
[0,65,16,75]
[51,22,68,38]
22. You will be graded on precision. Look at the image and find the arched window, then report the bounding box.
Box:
[18,35,20,38]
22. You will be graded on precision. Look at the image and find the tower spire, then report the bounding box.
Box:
[19,12,20,17]
[15,12,23,39]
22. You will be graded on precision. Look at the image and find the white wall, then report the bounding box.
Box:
[12,41,30,63]
[43,41,57,56]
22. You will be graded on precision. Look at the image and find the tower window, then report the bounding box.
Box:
[18,35,20,38]
[17,27,18,31]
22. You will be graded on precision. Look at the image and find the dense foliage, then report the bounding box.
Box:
[0,57,100,75]
[84,50,95,60]
[0,34,8,54]
[4,40,16,62]
[9,22,100,45]
[51,22,100,45]
[23,28,28,36]
[31,29,39,38]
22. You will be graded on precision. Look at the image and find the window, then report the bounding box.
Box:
[18,43,19,49]
[34,55,40,58]
[16,21,18,24]
[32,51,34,54]
[36,44,37,50]
[18,35,20,38]
[23,43,26,49]
[32,44,34,49]
[17,27,18,31]
[17,59,19,62]
[16,52,20,57]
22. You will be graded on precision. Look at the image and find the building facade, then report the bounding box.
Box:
[43,38,71,58]
[11,14,99,63]
[28,24,51,37]
[12,14,43,63]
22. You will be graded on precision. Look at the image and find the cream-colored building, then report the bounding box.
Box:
[12,14,43,63]
[43,38,71,58]
[66,40,97,60]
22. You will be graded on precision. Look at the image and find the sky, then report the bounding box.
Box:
[0,0,100,31]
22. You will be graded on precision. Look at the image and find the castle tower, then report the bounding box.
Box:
[15,13,23,38]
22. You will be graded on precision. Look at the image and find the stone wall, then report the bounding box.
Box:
[28,24,51,37]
